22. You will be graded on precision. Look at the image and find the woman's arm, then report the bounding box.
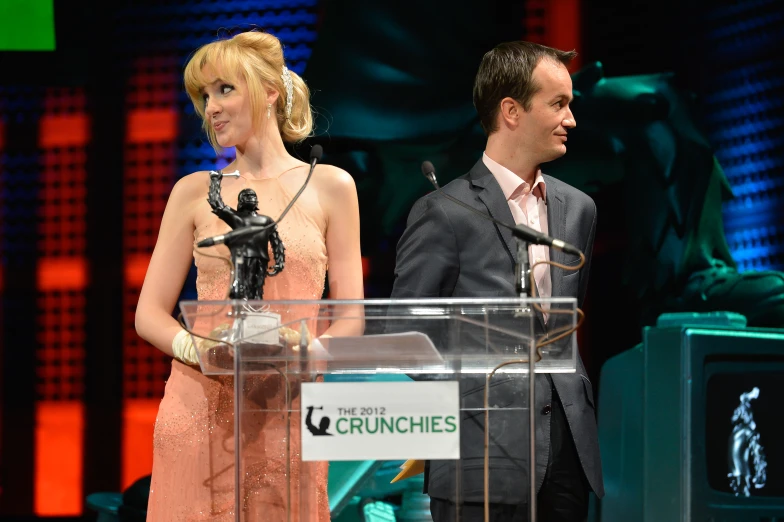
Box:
[319,165,365,337]
[135,174,203,355]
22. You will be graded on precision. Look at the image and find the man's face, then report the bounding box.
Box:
[517,58,576,164]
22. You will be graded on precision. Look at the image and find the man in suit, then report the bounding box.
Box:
[391,41,603,521]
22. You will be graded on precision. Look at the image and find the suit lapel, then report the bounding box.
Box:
[546,178,566,300]
[469,160,517,268]
[544,178,567,332]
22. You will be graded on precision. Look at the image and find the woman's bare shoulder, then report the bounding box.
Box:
[312,164,357,195]
[172,171,211,197]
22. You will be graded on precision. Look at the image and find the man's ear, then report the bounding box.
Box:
[499,97,520,128]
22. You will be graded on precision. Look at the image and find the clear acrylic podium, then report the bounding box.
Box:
[179,297,577,521]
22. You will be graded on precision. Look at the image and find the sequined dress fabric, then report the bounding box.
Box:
[147,170,330,521]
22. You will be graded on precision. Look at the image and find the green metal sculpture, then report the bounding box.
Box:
[547,62,784,327]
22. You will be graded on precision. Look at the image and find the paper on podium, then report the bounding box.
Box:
[316,331,443,371]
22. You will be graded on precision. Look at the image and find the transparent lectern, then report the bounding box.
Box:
[179,297,577,522]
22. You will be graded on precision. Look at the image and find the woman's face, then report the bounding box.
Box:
[201,66,254,148]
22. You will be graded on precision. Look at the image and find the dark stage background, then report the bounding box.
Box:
[0,0,782,519]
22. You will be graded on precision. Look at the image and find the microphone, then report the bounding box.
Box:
[196,145,324,249]
[420,161,582,256]
[196,225,268,248]
[311,144,324,164]
[275,144,323,223]
[421,160,439,189]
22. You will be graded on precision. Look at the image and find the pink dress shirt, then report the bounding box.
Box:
[482,153,551,319]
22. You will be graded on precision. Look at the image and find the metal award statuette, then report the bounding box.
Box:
[206,170,286,300]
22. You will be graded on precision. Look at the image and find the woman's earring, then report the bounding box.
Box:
[267,104,272,119]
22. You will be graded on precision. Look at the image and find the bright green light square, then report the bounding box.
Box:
[0,0,56,51]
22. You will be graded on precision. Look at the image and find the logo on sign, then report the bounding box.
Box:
[305,406,333,436]
[301,381,460,461]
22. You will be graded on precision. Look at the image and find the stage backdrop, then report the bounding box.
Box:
[0,0,781,518]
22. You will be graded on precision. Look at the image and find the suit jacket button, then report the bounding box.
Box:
[541,404,552,415]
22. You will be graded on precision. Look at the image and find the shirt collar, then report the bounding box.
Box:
[482,152,547,201]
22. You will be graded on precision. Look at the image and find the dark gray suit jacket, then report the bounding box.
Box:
[391,158,604,504]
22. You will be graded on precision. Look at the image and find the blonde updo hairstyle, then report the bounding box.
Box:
[184,31,313,151]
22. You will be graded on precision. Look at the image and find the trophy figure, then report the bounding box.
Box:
[207,170,285,300]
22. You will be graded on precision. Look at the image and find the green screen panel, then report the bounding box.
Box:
[0,0,55,51]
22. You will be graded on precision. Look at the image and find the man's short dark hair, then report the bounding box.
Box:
[473,41,577,135]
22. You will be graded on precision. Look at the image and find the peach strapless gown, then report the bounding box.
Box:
[147,169,330,521]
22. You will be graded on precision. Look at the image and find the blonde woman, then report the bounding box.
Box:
[135,31,363,520]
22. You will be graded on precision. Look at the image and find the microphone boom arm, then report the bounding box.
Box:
[432,189,535,297]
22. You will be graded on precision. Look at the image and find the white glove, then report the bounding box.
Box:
[172,329,200,366]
